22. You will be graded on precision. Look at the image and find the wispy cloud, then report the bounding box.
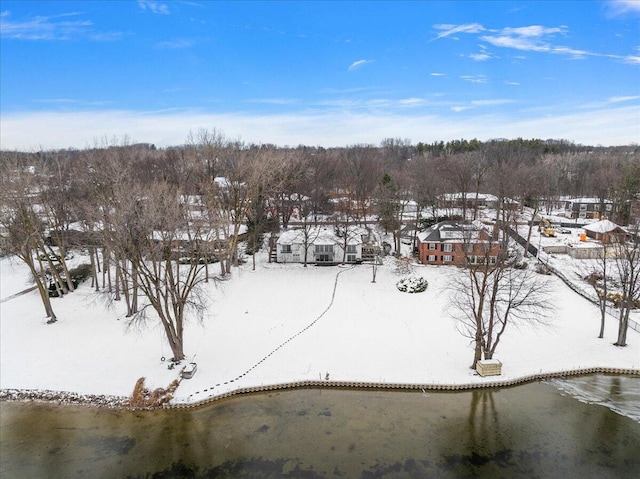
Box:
[0,10,121,42]
[623,54,640,64]
[471,99,514,106]
[460,75,488,84]
[434,21,637,63]
[138,1,170,15]
[430,72,446,77]
[348,59,372,71]
[432,23,484,41]
[606,0,640,17]
[608,95,640,103]
[0,11,92,40]
[451,98,513,112]
[469,52,492,61]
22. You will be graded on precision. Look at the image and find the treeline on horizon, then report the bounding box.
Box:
[2,133,640,226]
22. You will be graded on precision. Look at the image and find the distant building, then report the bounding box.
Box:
[562,197,613,220]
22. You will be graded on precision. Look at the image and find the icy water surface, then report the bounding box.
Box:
[1,375,639,478]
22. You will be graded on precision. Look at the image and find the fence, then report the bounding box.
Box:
[505,225,640,334]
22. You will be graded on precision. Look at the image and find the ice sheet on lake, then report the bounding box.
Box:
[548,375,640,423]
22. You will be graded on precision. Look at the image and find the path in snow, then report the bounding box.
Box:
[187,264,356,400]
[0,286,38,304]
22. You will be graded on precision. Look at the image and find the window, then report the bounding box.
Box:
[316,254,331,263]
[443,255,453,262]
[347,254,357,262]
[428,243,437,250]
[442,243,453,252]
[281,244,291,253]
[489,256,497,265]
[315,244,334,253]
[428,255,436,262]
[346,244,357,253]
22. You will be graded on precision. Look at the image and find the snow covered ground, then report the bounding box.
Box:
[1,242,638,406]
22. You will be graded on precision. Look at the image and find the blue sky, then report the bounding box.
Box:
[1,0,639,150]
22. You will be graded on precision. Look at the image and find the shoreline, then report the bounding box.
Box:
[2,366,638,411]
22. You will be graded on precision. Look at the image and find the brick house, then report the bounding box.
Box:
[416,221,501,266]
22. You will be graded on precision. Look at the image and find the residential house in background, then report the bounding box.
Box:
[440,193,519,211]
[276,226,379,265]
[416,221,501,266]
[563,197,613,220]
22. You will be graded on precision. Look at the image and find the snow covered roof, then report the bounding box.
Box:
[442,192,499,202]
[417,221,484,242]
[277,226,364,245]
[583,219,626,234]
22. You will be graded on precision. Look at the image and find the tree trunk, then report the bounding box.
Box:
[25,258,57,322]
[614,307,629,347]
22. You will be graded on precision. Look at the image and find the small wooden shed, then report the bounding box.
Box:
[583,219,626,244]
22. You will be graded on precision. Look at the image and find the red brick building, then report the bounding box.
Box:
[416,221,501,266]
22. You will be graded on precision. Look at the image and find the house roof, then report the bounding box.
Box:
[277,226,364,246]
[583,219,626,234]
[416,220,484,243]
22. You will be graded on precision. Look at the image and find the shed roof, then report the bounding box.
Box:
[583,219,626,234]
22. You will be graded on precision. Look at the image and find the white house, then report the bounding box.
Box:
[276,226,372,265]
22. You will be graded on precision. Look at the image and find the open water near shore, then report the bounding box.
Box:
[1,375,639,478]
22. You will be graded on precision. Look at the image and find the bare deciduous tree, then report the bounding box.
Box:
[613,225,640,347]
[449,234,552,368]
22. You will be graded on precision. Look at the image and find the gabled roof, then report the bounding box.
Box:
[416,220,484,243]
[277,226,364,245]
[583,219,626,234]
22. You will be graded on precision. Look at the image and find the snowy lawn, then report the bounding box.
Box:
[1,252,638,404]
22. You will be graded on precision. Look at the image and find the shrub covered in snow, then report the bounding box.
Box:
[396,276,428,293]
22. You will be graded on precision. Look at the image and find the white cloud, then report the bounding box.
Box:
[608,95,640,103]
[2,104,637,150]
[0,11,93,40]
[501,25,566,37]
[471,99,514,106]
[398,98,424,107]
[430,72,445,76]
[469,53,491,61]
[138,1,170,15]
[432,23,485,41]
[607,0,640,16]
[348,59,371,71]
[481,34,549,52]
[460,75,488,84]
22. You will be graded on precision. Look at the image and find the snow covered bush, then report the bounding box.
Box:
[396,276,428,293]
